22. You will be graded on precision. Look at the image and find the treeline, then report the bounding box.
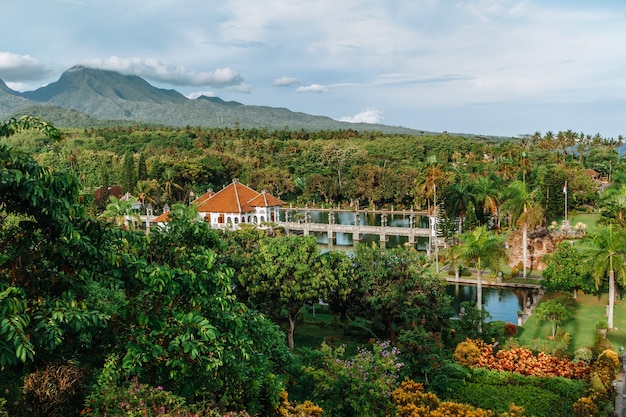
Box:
[6,125,621,228]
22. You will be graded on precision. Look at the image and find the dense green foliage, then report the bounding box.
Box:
[0,120,290,416]
[437,365,586,417]
[3,118,625,415]
[541,241,594,296]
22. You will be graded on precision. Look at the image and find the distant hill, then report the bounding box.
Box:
[0,66,428,134]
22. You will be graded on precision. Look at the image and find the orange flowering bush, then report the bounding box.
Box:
[455,339,590,379]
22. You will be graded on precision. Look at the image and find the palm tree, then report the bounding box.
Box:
[444,169,473,234]
[501,181,544,279]
[135,179,159,207]
[99,195,140,230]
[162,167,184,201]
[414,156,446,211]
[446,242,463,280]
[599,183,626,227]
[456,226,506,313]
[582,224,626,329]
[472,174,502,228]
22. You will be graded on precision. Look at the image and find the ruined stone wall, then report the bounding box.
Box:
[506,226,556,271]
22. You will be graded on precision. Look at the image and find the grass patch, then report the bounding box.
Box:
[517,291,626,353]
[292,311,368,351]
[563,212,601,234]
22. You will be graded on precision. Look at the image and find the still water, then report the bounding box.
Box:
[446,284,528,323]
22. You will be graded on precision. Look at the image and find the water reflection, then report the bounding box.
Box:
[446,284,527,323]
[281,209,431,250]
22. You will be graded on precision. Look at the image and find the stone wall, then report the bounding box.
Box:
[506,226,556,271]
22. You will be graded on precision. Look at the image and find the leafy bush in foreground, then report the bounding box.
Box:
[437,366,586,417]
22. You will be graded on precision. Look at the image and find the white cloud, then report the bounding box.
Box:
[296,84,329,93]
[225,83,253,94]
[187,90,215,99]
[82,56,243,88]
[339,108,384,124]
[0,52,51,81]
[273,76,299,87]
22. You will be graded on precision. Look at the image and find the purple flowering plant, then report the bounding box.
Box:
[305,340,404,417]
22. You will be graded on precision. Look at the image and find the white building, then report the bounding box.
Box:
[195,180,284,228]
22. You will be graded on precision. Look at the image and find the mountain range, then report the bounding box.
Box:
[0,65,425,134]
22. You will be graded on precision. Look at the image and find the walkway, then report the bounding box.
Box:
[279,207,436,246]
[617,366,626,416]
[444,277,542,290]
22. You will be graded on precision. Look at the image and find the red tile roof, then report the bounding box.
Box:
[196,181,284,214]
[191,190,215,205]
[153,211,172,223]
[248,191,284,208]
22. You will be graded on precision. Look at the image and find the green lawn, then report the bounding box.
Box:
[517,291,626,353]
[565,212,601,234]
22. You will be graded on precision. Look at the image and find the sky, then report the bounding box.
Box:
[1,0,625,138]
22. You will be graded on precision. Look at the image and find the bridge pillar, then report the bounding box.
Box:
[380,214,388,248]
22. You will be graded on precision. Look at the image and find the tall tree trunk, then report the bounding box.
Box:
[522,223,528,279]
[476,269,482,312]
[287,313,297,350]
[608,270,615,329]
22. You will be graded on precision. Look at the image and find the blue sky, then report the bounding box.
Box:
[1,0,625,138]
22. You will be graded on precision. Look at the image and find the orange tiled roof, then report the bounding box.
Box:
[248,191,284,208]
[191,190,215,205]
[153,211,172,223]
[196,181,284,214]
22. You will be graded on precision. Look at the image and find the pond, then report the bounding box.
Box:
[447,283,531,323]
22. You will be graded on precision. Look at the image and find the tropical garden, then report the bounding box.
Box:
[1,117,626,416]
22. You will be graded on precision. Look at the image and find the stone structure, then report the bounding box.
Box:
[507,226,556,272]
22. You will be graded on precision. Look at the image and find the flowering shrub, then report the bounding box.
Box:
[455,339,590,379]
[572,347,593,365]
[503,322,518,337]
[572,397,599,417]
[303,340,404,417]
[391,379,527,417]
[277,391,324,417]
[82,377,187,417]
[586,349,620,406]
[453,340,481,367]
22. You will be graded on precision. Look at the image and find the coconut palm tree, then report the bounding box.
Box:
[99,195,140,230]
[444,169,473,234]
[135,179,159,207]
[599,183,626,227]
[162,167,184,201]
[456,226,506,313]
[446,242,463,280]
[582,224,626,329]
[472,174,503,228]
[501,180,544,279]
